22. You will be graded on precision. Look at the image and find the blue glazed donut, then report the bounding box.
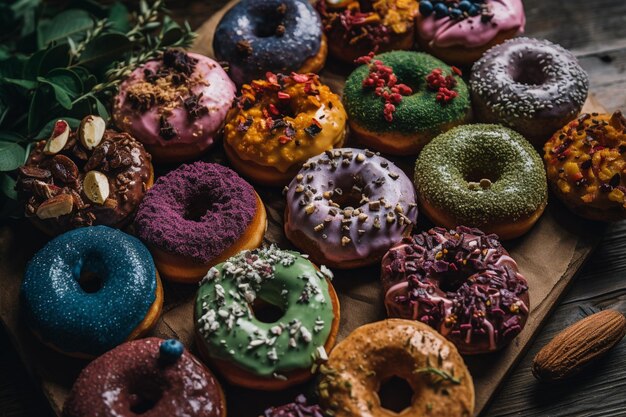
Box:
[213,0,326,85]
[21,226,163,357]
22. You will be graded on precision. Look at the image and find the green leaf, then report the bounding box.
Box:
[160,16,185,46]
[1,77,37,90]
[91,95,110,121]
[38,43,71,76]
[27,85,53,135]
[0,131,26,143]
[0,141,26,171]
[37,9,94,49]
[0,173,17,200]
[76,32,133,72]
[37,77,72,109]
[71,66,98,91]
[108,2,130,33]
[22,48,46,80]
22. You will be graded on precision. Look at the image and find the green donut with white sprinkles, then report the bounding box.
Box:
[343,50,472,155]
[414,124,548,240]
[194,246,340,390]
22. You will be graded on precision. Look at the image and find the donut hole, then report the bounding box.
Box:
[378,375,414,413]
[252,10,286,38]
[510,57,548,86]
[128,379,164,414]
[330,177,369,209]
[77,270,104,293]
[183,192,216,221]
[437,269,470,293]
[463,168,500,185]
[251,298,285,323]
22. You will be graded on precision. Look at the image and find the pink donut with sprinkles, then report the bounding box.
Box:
[381,226,530,354]
[113,49,235,163]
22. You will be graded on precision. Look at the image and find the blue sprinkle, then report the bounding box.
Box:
[434,2,448,18]
[459,1,472,12]
[468,4,480,16]
[160,339,184,363]
[419,0,434,16]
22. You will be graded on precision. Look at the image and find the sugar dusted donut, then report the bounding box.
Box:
[113,49,235,163]
[214,0,327,85]
[544,111,626,221]
[135,162,267,283]
[318,319,474,417]
[16,117,153,235]
[381,227,530,354]
[223,72,347,186]
[416,0,526,66]
[284,148,418,269]
[63,338,226,417]
[194,246,340,390]
[21,226,163,358]
[470,37,589,146]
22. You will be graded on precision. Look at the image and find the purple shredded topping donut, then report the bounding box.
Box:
[135,162,257,263]
[263,395,323,417]
[381,226,529,353]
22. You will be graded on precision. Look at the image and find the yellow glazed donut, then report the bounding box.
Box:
[223,72,347,186]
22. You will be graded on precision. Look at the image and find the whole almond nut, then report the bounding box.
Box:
[18,166,52,180]
[78,115,106,150]
[36,194,74,219]
[83,170,110,205]
[43,120,70,155]
[532,309,626,381]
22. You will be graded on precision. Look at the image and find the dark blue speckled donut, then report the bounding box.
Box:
[21,226,159,357]
[213,0,324,85]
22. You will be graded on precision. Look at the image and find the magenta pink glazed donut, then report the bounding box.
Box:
[416,0,525,66]
[113,49,236,163]
[284,148,418,269]
[381,226,530,355]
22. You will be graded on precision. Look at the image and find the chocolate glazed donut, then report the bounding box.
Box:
[381,226,530,355]
[471,37,589,146]
[213,0,326,85]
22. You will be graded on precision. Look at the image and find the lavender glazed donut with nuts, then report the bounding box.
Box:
[381,226,530,355]
[470,37,589,146]
[284,148,418,269]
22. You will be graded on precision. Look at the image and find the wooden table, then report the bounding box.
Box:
[2,0,626,416]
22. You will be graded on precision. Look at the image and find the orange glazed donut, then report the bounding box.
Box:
[318,319,474,417]
[544,111,626,221]
[223,72,347,186]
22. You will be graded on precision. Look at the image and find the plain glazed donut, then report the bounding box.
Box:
[470,37,589,146]
[318,319,474,417]
[63,338,226,417]
[223,72,347,186]
[213,0,327,85]
[381,226,530,354]
[194,246,340,390]
[416,0,526,66]
[21,226,163,358]
[284,148,418,269]
[544,111,626,221]
[16,118,153,235]
[113,49,236,163]
[134,162,267,283]
[414,124,547,239]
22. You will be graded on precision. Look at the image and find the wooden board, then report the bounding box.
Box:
[0,3,610,417]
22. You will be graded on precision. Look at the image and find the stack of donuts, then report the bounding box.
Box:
[14,0,625,416]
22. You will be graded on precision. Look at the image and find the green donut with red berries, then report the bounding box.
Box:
[343,51,471,155]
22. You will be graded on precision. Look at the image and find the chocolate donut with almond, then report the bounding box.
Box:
[16,116,154,235]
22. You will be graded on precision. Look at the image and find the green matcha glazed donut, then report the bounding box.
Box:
[194,246,339,390]
[414,124,548,240]
[343,51,471,155]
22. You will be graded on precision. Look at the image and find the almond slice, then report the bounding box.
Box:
[78,115,106,150]
[83,171,110,205]
[43,120,70,155]
[36,194,73,219]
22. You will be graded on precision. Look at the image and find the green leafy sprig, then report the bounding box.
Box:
[0,0,196,216]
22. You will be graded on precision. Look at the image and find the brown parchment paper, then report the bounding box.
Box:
[0,2,607,415]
